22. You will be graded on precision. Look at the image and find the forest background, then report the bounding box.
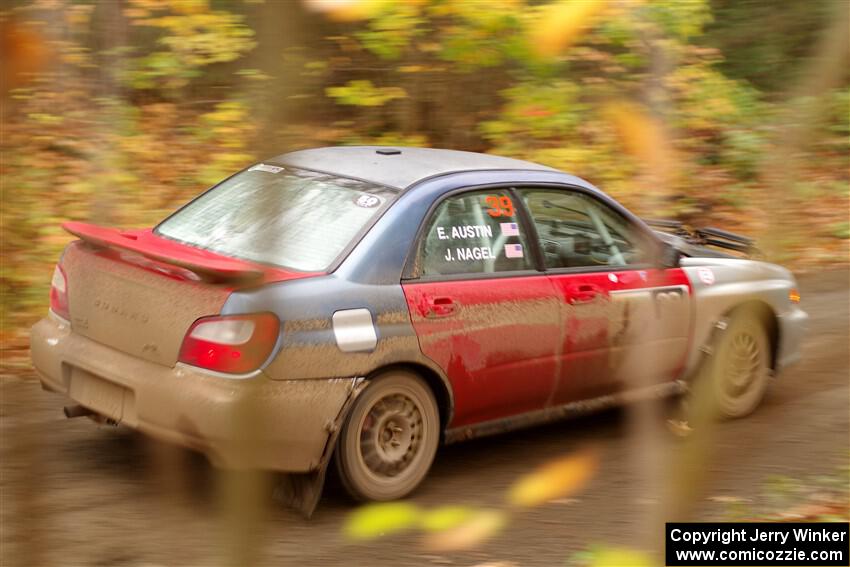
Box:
[1,0,848,341]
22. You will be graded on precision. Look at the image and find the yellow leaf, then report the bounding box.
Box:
[422,509,507,552]
[420,506,476,532]
[531,0,609,57]
[507,449,598,507]
[603,101,677,193]
[587,546,655,567]
[302,0,391,22]
[343,502,421,540]
[603,102,664,161]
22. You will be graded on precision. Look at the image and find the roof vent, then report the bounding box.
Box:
[375,148,401,155]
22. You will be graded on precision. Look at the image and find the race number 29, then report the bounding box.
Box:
[486,196,515,217]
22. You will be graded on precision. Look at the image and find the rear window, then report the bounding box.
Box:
[156,165,395,272]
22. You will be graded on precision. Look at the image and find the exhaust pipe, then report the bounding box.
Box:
[63,404,94,419]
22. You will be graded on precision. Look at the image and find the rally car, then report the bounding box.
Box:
[31,146,807,510]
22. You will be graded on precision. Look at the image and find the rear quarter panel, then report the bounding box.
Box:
[223,275,454,419]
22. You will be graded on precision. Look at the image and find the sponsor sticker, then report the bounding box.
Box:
[249,163,284,174]
[697,267,715,285]
[500,222,520,236]
[505,243,524,259]
[354,194,382,208]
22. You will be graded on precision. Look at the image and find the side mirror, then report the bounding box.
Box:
[659,243,682,269]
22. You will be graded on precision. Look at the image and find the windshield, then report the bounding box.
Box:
[156,165,395,272]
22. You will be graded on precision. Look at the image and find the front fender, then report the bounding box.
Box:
[681,258,805,377]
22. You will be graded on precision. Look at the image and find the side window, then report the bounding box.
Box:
[520,189,650,270]
[418,190,534,277]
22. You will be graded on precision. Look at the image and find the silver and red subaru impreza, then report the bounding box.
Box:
[31,146,807,508]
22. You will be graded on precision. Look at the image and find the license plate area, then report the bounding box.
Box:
[69,368,128,421]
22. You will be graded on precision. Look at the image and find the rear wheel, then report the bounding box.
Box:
[335,370,439,501]
[705,310,771,419]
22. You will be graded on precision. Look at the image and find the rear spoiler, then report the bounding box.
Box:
[644,219,758,255]
[62,222,265,284]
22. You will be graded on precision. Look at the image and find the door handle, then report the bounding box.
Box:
[426,296,459,318]
[567,283,604,305]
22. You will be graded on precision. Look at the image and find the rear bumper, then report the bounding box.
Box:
[30,316,358,472]
[776,305,808,372]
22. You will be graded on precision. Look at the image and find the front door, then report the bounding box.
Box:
[402,189,560,428]
[517,188,691,404]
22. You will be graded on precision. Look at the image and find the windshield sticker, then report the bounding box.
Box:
[505,243,524,258]
[443,247,495,262]
[354,194,382,208]
[485,195,515,217]
[500,222,519,236]
[697,267,715,285]
[249,163,284,174]
[248,163,284,173]
[436,225,493,240]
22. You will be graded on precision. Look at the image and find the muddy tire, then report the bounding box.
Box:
[704,310,772,419]
[335,370,439,501]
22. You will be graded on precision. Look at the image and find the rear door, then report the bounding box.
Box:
[518,188,691,404]
[402,189,560,428]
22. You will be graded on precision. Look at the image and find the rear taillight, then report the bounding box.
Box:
[49,265,70,321]
[178,313,280,375]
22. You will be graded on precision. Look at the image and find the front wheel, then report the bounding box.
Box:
[335,370,439,501]
[704,310,772,419]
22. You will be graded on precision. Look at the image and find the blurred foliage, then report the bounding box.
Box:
[422,509,507,552]
[507,449,597,507]
[1,0,848,335]
[121,0,256,91]
[344,501,421,539]
[339,449,847,562]
[326,79,407,106]
[571,546,655,567]
[342,448,595,551]
[704,0,836,93]
[709,458,850,524]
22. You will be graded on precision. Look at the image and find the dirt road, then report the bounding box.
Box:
[2,269,848,567]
